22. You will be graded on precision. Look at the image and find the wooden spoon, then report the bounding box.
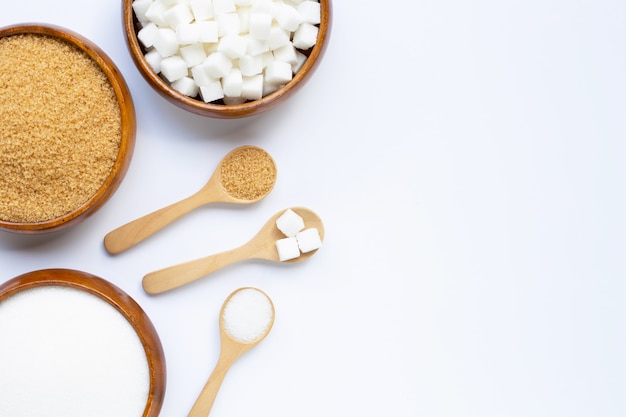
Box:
[188,287,274,417]
[104,146,276,254]
[142,207,324,295]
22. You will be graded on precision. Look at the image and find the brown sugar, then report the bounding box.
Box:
[219,147,277,200]
[0,34,122,223]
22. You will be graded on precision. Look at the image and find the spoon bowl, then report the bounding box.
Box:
[104,146,276,254]
[188,287,274,417]
[142,207,324,295]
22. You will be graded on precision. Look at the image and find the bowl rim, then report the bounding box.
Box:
[0,23,136,234]
[122,0,332,118]
[0,268,166,417]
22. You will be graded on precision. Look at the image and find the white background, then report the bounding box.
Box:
[2,1,626,416]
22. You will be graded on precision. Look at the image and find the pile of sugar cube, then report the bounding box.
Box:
[275,208,322,261]
[132,0,321,103]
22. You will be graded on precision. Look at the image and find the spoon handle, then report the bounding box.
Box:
[142,247,248,294]
[104,192,208,254]
[187,353,234,417]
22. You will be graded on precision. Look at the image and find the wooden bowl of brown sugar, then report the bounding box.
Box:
[123,0,331,118]
[0,24,136,234]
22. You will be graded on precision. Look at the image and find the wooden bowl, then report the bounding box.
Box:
[0,24,136,234]
[0,269,166,417]
[122,0,332,118]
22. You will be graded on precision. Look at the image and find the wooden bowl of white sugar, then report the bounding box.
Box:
[0,24,135,234]
[0,269,166,417]
[123,0,331,118]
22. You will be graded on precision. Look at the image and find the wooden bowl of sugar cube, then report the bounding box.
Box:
[123,0,331,118]
[0,24,136,234]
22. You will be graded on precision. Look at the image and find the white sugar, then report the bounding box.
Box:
[276,236,301,261]
[275,208,323,261]
[241,74,264,100]
[0,286,150,417]
[276,208,305,237]
[264,60,293,85]
[161,55,188,82]
[222,288,273,343]
[292,22,318,50]
[296,227,322,253]
[134,0,322,101]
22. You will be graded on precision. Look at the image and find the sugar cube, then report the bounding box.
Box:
[196,21,219,43]
[216,12,241,36]
[176,23,200,45]
[263,78,282,96]
[213,0,236,14]
[137,22,159,48]
[239,53,264,76]
[250,0,276,15]
[132,0,153,24]
[276,237,301,261]
[241,74,264,100]
[275,3,303,32]
[218,35,248,59]
[297,1,321,25]
[180,43,207,67]
[246,38,270,56]
[164,3,194,29]
[296,228,322,253]
[203,51,233,78]
[145,2,169,27]
[272,43,298,66]
[191,64,217,86]
[292,50,307,73]
[249,12,272,40]
[160,55,188,82]
[155,0,179,7]
[144,49,163,73]
[260,50,275,68]
[222,68,243,97]
[264,60,292,85]
[276,208,305,237]
[190,0,215,21]
[268,24,291,50]
[154,28,179,57]
[171,76,200,97]
[292,22,318,50]
[199,80,225,102]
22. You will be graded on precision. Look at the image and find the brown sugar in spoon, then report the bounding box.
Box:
[187,287,274,417]
[142,207,324,295]
[104,146,276,255]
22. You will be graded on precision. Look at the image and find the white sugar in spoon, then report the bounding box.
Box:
[104,146,276,255]
[187,287,274,417]
[142,207,324,295]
